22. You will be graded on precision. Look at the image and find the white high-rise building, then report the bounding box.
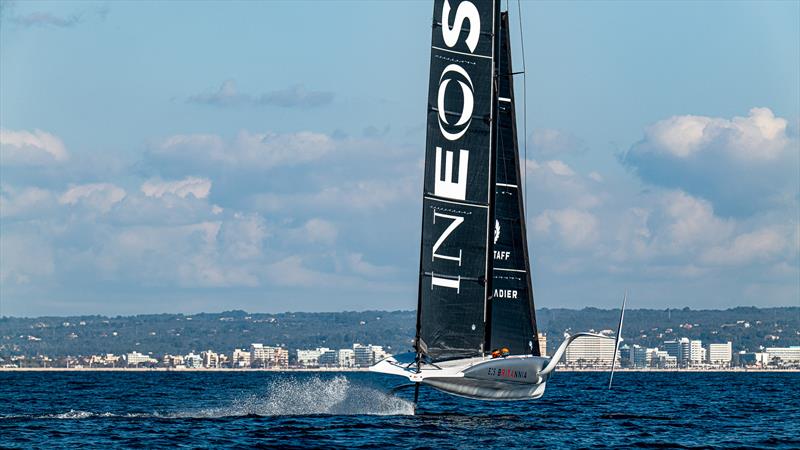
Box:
[272,348,289,369]
[251,343,269,364]
[538,333,547,357]
[564,335,617,367]
[630,345,651,368]
[352,344,391,367]
[707,342,732,366]
[338,349,355,368]
[231,349,251,368]
[185,352,202,368]
[652,350,678,368]
[125,351,156,366]
[318,349,339,367]
[765,346,800,363]
[371,345,389,363]
[664,338,703,365]
[250,344,288,368]
[689,340,704,365]
[202,350,219,368]
[296,348,330,367]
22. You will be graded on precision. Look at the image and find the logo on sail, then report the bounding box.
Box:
[437,64,474,141]
[429,0,484,295]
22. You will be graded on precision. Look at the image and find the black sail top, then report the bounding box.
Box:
[488,12,540,356]
[415,0,501,362]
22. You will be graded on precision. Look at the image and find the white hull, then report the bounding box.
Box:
[370,332,618,401]
[370,352,551,401]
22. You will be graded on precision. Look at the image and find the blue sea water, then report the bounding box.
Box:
[1,371,798,448]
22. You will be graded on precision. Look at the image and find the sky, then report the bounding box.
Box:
[1,0,798,317]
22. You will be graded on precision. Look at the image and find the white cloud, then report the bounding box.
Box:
[187,80,334,108]
[12,11,81,27]
[220,213,268,260]
[524,159,604,210]
[530,128,586,156]
[643,107,789,160]
[187,79,247,106]
[59,183,126,212]
[0,129,68,164]
[0,186,55,218]
[302,218,338,245]
[702,228,788,265]
[141,177,211,199]
[545,160,575,177]
[660,190,734,248]
[0,233,54,284]
[154,130,334,169]
[103,220,262,287]
[252,177,418,213]
[346,253,395,277]
[623,107,798,216]
[533,208,598,249]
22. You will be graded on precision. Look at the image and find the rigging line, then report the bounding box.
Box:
[516,0,528,223]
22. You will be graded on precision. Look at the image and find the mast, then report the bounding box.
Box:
[415,0,502,362]
[482,0,502,356]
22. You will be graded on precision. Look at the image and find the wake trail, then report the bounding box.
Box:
[2,375,414,420]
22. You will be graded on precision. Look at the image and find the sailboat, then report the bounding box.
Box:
[370,0,624,402]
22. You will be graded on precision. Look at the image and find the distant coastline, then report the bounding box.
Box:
[2,367,797,373]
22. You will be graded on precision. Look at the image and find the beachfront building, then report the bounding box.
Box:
[231,349,251,368]
[251,343,269,365]
[89,353,120,367]
[297,348,329,368]
[538,333,547,357]
[250,344,289,369]
[372,346,389,363]
[295,347,360,368]
[635,346,656,368]
[650,349,677,368]
[663,339,682,361]
[664,338,704,366]
[620,344,655,368]
[738,352,770,367]
[338,349,355,368]
[353,344,373,367]
[765,346,800,364]
[707,342,732,366]
[690,340,705,365]
[318,349,339,367]
[633,345,653,368]
[162,354,185,368]
[352,344,389,367]
[185,352,202,368]
[273,348,289,369]
[564,334,617,367]
[202,350,220,368]
[619,344,632,367]
[125,351,157,367]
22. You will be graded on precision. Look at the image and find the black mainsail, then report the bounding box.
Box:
[376,2,622,402]
[488,12,540,356]
[416,1,538,362]
[416,0,500,362]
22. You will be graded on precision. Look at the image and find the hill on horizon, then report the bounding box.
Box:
[1,307,797,359]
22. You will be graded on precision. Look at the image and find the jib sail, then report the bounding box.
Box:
[488,12,540,356]
[415,0,501,362]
